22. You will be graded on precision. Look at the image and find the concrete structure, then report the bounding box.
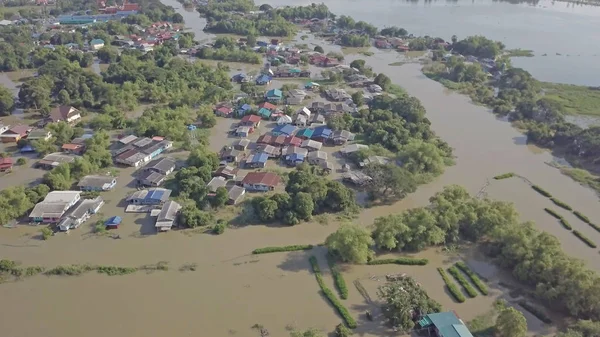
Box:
[29,191,82,223]
[127,188,171,205]
[227,186,246,205]
[155,200,181,232]
[307,151,328,165]
[57,197,104,231]
[77,175,117,191]
[207,176,227,193]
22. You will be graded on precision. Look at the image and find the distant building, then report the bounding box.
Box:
[227,186,246,205]
[127,188,172,205]
[77,175,117,191]
[29,191,82,223]
[155,200,181,232]
[241,172,280,191]
[417,311,474,337]
[57,197,104,231]
[48,106,82,124]
[90,39,105,50]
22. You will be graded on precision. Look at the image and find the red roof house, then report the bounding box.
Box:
[0,157,13,172]
[257,133,274,145]
[240,114,262,127]
[284,135,302,147]
[258,102,277,111]
[241,172,280,191]
[0,125,32,143]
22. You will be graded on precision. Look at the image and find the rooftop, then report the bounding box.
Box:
[127,188,172,202]
[242,172,280,187]
[43,191,81,203]
[419,312,474,337]
[77,175,116,188]
[156,200,181,223]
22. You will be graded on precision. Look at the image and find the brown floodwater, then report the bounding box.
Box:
[0,2,596,336]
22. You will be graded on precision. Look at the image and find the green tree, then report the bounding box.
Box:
[246,34,257,47]
[290,328,324,337]
[97,46,118,63]
[397,139,450,182]
[363,163,417,200]
[0,85,14,116]
[292,192,314,221]
[351,91,364,107]
[325,224,374,264]
[255,198,278,222]
[31,139,57,157]
[373,73,392,91]
[314,45,324,53]
[495,307,527,337]
[211,187,229,208]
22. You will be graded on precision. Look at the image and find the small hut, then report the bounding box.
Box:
[105,216,122,229]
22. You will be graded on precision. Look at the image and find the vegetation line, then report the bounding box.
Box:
[572,231,597,248]
[454,262,488,295]
[573,211,600,233]
[493,173,514,180]
[517,300,552,324]
[366,258,428,266]
[327,255,349,300]
[531,185,553,198]
[251,245,314,254]
[447,266,478,298]
[550,197,573,211]
[559,219,573,230]
[544,208,563,220]
[437,267,466,303]
[309,256,357,328]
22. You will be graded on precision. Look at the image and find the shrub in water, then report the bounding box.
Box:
[550,198,572,211]
[531,185,553,198]
[544,208,563,220]
[493,173,514,180]
[518,300,552,324]
[252,245,313,254]
[367,258,428,266]
[559,219,573,230]
[455,262,488,295]
[437,267,465,303]
[327,255,348,300]
[572,230,597,248]
[447,266,478,298]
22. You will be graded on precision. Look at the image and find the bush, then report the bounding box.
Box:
[559,218,573,230]
[531,185,552,198]
[447,266,478,298]
[335,323,352,337]
[493,173,514,180]
[572,230,597,248]
[455,261,488,295]
[544,208,563,220]
[550,197,572,211]
[309,256,357,328]
[437,267,465,303]
[96,266,137,276]
[40,227,53,240]
[367,258,428,266]
[213,223,226,235]
[252,245,314,254]
[44,264,95,276]
[517,300,552,324]
[16,157,26,165]
[328,255,348,300]
[573,210,591,223]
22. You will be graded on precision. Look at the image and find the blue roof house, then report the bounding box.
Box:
[127,188,172,205]
[272,124,296,136]
[418,312,474,337]
[312,126,333,142]
[246,152,268,168]
[285,153,305,166]
[258,107,272,119]
[256,74,272,85]
[237,104,252,117]
[257,41,269,47]
[105,216,122,229]
[265,89,283,101]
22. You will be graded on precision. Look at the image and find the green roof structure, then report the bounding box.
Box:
[418,312,474,337]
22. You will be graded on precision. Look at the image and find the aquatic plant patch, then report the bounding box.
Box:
[559,219,573,230]
[544,208,563,220]
[437,267,466,303]
[531,185,553,198]
[550,198,573,211]
[447,266,478,298]
[367,258,429,266]
[455,262,488,295]
[327,255,348,300]
[493,173,515,180]
[252,245,314,254]
[572,230,597,248]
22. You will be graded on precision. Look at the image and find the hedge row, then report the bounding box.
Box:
[573,211,600,233]
[447,266,478,298]
[327,255,348,300]
[367,258,429,266]
[493,173,514,180]
[518,300,552,324]
[550,198,573,211]
[531,185,553,198]
[455,262,488,295]
[437,267,465,303]
[572,231,597,248]
[544,208,563,220]
[559,219,573,230]
[252,245,314,254]
[309,256,357,328]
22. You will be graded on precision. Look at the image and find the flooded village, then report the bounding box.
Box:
[1,1,600,337]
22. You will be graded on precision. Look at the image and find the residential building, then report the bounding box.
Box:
[325,88,351,102]
[26,129,52,141]
[104,216,122,229]
[237,103,252,117]
[0,123,9,134]
[37,152,76,169]
[301,139,323,151]
[265,89,283,102]
[207,176,227,193]
[119,134,138,145]
[49,105,82,124]
[294,114,307,127]
[90,38,105,50]
[114,138,173,167]
[297,106,311,118]
[417,312,474,337]
[127,188,172,205]
[256,74,272,85]
[0,157,12,171]
[258,107,272,119]
[227,186,246,205]
[231,73,249,83]
[311,126,333,142]
[77,175,117,191]
[137,170,167,187]
[0,125,32,143]
[57,197,104,231]
[332,130,356,145]
[272,124,296,137]
[241,172,280,191]
[257,144,280,158]
[285,152,305,166]
[296,128,314,140]
[284,135,302,147]
[144,157,176,175]
[258,102,277,111]
[309,113,325,125]
[213,165,238,180]
[215,105,234,117]
[234,126,251,138]
[155,200,181,232]
[62,143,86,155]
[29,191,82,223]
[340,143,369,156]
[239,114,261,128]
[271,135,287,147]
[307,151,328,165]
[257,133,274,145]
[245,152,269,168]
[220,148,243,163]
[277,115,293,125]
[232,138,250,151]
[281,145,308,157]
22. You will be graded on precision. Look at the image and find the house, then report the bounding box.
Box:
[37,152,76,169]
[271,135,287,147]
[301,139,323,152]
[258,102,277,111]
[227,186,246,205]
[238,104,252,117]
[340,143,369,156]
[119,134,138,145]
[325,88,351,102]
[26,129,52,141]
[127,188,172,205]
[207,176,227,193]
[105,216,122,229]
[49,105,82,124]
[311,126,333,142]
[1,125,32,142]
[281,145,308,157]
[258,107,272,119]
[277,115,293,125]
[114,138,172,167]
[296,128,314,139]
[232,138,250,151]
[418,312,474,337]
[286,93,305,105]
[215,105,234,117]
[155,200,181,232]
[240,114,261,128]
[272,124,296,137]
[144,157,176,175]
[256,74,272,85]
[90,38,105,50]
[231,73,249,83]
[257,133,274,146]
[0,123,9,134]
[220,147,242,162]
[332,130,356,145]
[241,172,280,191]
[309,113,325,125]
[137,170,167,187]
[245,152,269,168]
[259,144,281,158]
[77,175,117,191]
[285,152,306,166]
[0,157,13,172]
[342,171,372,185]
[360,155,391,167]
[62,143,86,155]
[298,106,311,118]
[29,191,82,223]
[214,165,238,180]
[265,89,283,102]
[307,151,328,165]
[57,196,104,231]
[235,126,252,138]
[284,135,302,147]
[20,145,35,153]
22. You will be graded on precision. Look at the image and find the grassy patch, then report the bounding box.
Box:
[541,82,600,116]
[544,208,563,220]
[437,267,466,303]
[327,255,348,300]
[359,51,374,56]
[179,263,198,272]
[506,49,534,57]
[573,210,591,223]
[388,62,405,66]
[367,257,428,266]
[493,172,515,180]
[517,300,552,324]
[550,197,572,211]
[559,218,573,230]
[40,227,53,240]
[561,168,600,194]
[96,266,137,276]
[531,185,553,198]
[447,266,478,298]
[252,245,313,254]
[455,261,488,295]
[572,230,597,248]
[309,256,357,328]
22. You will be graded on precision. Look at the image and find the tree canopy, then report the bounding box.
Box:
[325,224,374,264]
